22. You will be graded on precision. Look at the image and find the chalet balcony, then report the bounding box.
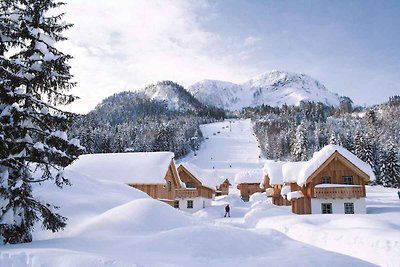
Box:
[314,184,364,199]
[266,187,280,197]
[175,188,199,198]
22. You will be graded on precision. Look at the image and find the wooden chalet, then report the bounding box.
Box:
[67,152,182,207]
[282,145,374,214]
[176,164,215,202]
[262,160,290,206]
[235,169,264,201]
[216,178,231,196]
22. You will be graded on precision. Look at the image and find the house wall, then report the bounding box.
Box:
[311,198,366,214]
[129,161,179,201]
[272,184,291,206]
[217,181,230,196]
[178,167,215,199]
[237,183,264,201]
[177,197,212,212]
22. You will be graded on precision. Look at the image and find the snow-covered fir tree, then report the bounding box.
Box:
[380,143,400,188]
[0,0,83,244]
[292,122,309,161]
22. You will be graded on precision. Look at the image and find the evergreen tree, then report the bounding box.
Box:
[0,0,83,244]
[292,122,309,161]
[380,144,400,188]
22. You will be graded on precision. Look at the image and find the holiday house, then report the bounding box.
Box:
[281,145,374,214]
[235,169,265,201]
[176,164,216,211]
[66,152,183,206]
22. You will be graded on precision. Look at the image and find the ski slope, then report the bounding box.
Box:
[179,119,263,188]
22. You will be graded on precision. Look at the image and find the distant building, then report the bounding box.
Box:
[262,160,290,206]
[235,169,264,201]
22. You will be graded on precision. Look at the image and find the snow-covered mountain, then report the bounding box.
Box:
[188,70,347,110]
[140,80,203,111]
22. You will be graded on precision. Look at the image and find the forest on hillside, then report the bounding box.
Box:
[70,88,225,158]
[247,96,400,188]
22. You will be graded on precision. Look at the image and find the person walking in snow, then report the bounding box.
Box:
[398,191,400,200]
[224,204,230,217]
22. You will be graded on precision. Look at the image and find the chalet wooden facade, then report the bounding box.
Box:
[129,159,182,205]
[216,179,231,196]
[237,183,264,201]
[281,145,374,215]
[235,169,264,201]
[176,165,216,211]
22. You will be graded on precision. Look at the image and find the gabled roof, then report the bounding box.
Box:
[67,152,176,184]
[179,162,224,190]
[263,160,286,185]
[283,145,375,186]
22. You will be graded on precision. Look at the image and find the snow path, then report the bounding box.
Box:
[179,119,263,188]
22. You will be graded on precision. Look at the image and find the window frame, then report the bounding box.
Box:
[321,176,331,184]
[344,202,354,214]
[174,200,179,209]
[187,200,193,209]
[185,182,195,188]
[321,203,332,214]
[342,176,353,185]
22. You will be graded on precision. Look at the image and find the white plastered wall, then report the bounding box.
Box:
[177,197,212,212]
[311,198,366,214]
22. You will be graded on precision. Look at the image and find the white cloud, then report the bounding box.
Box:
[58,0,256,113]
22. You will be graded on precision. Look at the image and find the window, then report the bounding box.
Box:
[321,177,331,184]
[321,203,332,214]
[187,200,193,209]
[344,203,354,214]
[343,176,353,185]
[174,201,179,209]
[186,182,195,188]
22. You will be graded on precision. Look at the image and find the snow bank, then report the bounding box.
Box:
[33,169,149,239]
[263,160,286,185]
[76,198,195,236]
[66,152,175,184]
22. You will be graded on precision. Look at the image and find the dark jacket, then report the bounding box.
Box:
[225,205,230,212]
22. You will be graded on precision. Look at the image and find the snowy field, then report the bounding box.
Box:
[1,119,399,266]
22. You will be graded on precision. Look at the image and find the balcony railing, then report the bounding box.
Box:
[175,188,198,198]
[314,185,364,199]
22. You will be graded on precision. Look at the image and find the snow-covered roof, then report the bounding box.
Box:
[282,161,306,184]
[283,145,375,186]
[67,152,176,184]
[235,169,264,184]
[179,162,225,190]
[263,160,286,185]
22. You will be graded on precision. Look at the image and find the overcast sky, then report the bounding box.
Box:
[59,0,400,113]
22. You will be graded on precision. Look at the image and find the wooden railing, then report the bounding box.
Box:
[314,185,364,199]
[175,188,199,198]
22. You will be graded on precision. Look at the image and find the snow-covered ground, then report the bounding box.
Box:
[178,119,263,193]
[1,119,399,266]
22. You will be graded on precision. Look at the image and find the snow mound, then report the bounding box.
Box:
[76,198,195,236]
[33,169,149,239]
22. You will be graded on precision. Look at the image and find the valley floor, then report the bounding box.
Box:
[1,119,399,267]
